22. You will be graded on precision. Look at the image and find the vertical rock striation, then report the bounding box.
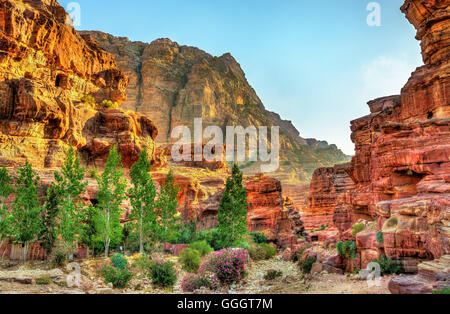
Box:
[305,0,449,278]
[0,0,158,168]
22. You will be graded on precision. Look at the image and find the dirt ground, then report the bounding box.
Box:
[0,256,393,295]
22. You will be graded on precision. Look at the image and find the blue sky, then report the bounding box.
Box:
[60,0,422,155]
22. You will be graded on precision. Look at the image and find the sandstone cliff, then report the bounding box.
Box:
[0,0,304,251]
[305,0,449,276]
[80,31,350,184]
[0,0,158,168]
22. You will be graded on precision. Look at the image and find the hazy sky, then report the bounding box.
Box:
[59,0,423,155]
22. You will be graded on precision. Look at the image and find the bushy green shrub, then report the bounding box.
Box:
[235,240,251,250]
[179,248,201,273]
[134,254,151,273]
[352,223,365,237]
[101,100,120,109]
[248,243,277,261]
[432,288,450,295]
[97,254,133,289]
[372,255,402,275]
[264,269,283,281]
[385,217,398,228]
[88,168,99,179]
[299,256,317,274]
[177,220,197,244]
[250,232,267,244]
[249,244,268,261]
[260,243,277,259]
[149,256,177,288]
[376,231,384,245]
[189,240,213,257]
[81,95,96,106]
[36,275,51,285]
[51,247,67,266]
[111,254,128,270]
[337,241,358,259]
[197,228,221,251]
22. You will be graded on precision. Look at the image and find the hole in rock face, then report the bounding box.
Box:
[311,236,319,242]
[55,74,63,87]
[55,74,69,88]
[427,112,434,119]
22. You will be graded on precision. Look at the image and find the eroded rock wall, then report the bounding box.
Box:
[303,163,354,232]
[304,0,449,274]
[0,0,158,168]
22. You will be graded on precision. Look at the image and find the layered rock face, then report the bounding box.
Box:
[389,255,450,294]
[0,0,157,168]
[353,0,449,262]
[81,31,350,184]
[304,0,449,278]
[303,164,354,232]
[247,174,304,249]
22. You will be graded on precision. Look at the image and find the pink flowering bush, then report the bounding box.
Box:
[96,254,133,289]
[181,272,219,293]
[148,255,177,288]
[199,248,249,284]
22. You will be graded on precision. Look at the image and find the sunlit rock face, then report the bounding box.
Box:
[304,0,449,272]
[0,0,158,169]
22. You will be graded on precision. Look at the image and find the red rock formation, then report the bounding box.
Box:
[281,183,309,212]
[151,170,304,249]
[304,0,449,277]
[0,0,157,168]
[348,0,450,264]
[389,255,450,294]
[303,163,354,232]
[246,174,304,249]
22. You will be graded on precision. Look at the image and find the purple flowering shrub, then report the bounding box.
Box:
[181,272,219,292]
[198,248,249,285]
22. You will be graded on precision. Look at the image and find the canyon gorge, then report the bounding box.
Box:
[0,0,448,294]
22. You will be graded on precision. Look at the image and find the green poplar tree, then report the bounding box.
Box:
[52,146,88,256]
[9,162,43,262]
[156,170,182,244]
[0,167,13,242]
[129,148,157,253]
[95,146,127,257]
[79,205,98,256]
[217,164,248,249]
[40,186,59,254]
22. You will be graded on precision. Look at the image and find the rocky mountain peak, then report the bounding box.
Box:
[84,31,350,183]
